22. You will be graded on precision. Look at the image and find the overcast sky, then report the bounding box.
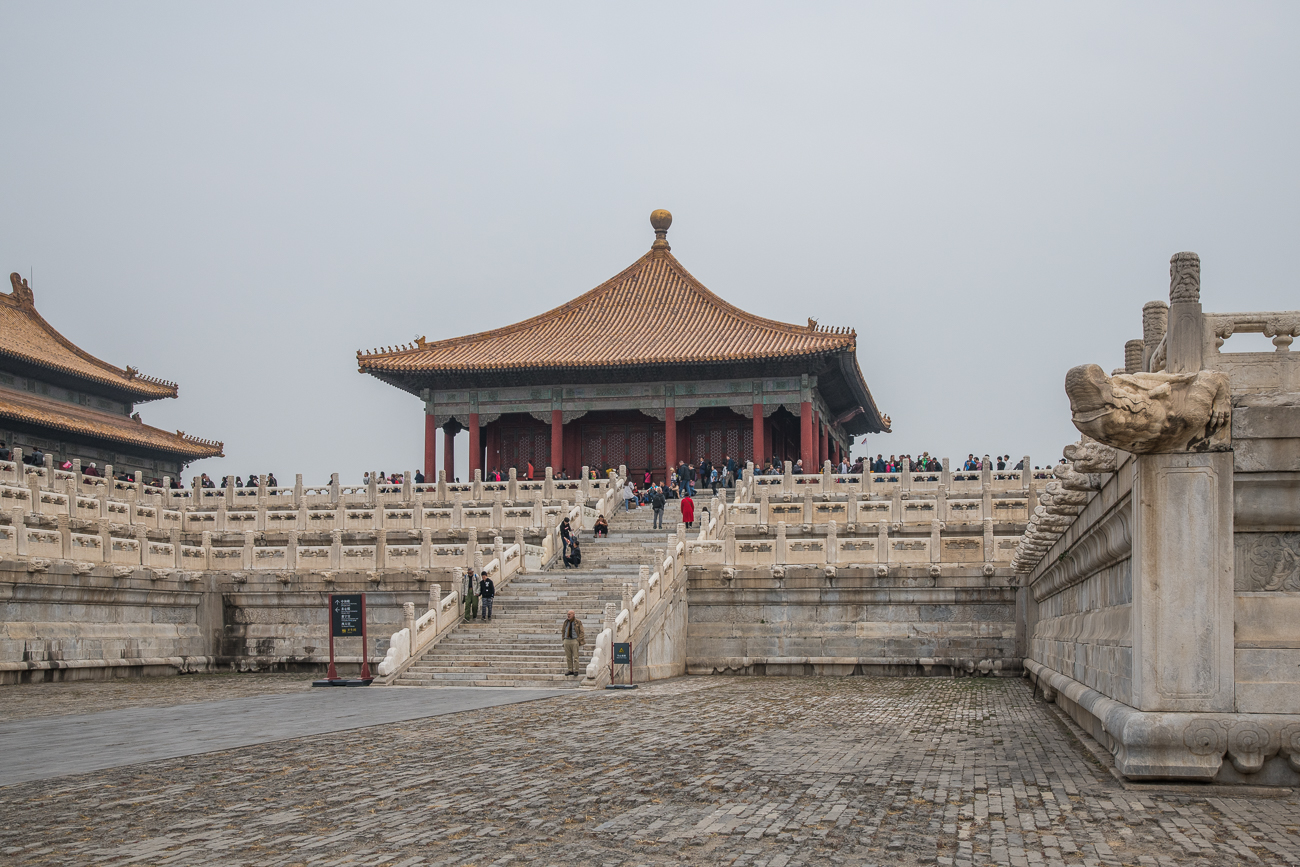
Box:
[2,3,1297,483]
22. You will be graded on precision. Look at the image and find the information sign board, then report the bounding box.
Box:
[331,594,363,637]
[612,642,631,665]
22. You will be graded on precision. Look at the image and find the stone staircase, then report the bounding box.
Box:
[393,499,682,688]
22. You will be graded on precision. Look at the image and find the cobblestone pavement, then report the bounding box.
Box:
[0,671,310,721]
[1,676,1297,866]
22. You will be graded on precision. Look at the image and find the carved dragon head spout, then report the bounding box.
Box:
[1065,363,1231,454]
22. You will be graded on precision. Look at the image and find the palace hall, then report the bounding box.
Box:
[0,273,222,481]
[358,211,890,480]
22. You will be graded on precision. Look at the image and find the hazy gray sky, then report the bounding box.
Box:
[2,3,1297,483]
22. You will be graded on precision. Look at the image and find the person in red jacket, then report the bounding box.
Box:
[680,493,695,529]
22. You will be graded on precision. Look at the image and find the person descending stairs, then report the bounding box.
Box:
[395,495,684,688]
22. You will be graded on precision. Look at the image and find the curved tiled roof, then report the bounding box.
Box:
[357,247,857,373]
[2,273,178,400]
[0,388,222,459]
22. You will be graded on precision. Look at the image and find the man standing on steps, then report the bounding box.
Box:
[651,483,666,530]
[463,570,480,621]
[561,609,585,676]
[479,573,495,621]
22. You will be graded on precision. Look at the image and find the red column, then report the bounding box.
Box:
[468,412,481,477]
[664,407,676,478]
[751,405,763,468]
[800,401,815,469]
[423,412,437,480]
[819,417,829,468]
[443,427,455,480]
[551,410,563,474]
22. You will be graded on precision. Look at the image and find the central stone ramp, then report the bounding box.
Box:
[394,499,680,688]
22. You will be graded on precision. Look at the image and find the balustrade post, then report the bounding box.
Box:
[543,466,554,500]
[97,521,112,564]
[981,461,992,487]
[983,518,995,565]
[822,460,832,492]
[403,601,416,641]
[1021,456,1032,489]
[297,503,308,531]
[367,474,378,505]
[802,490,813,526]
[287,529,299,571]
[329,472,340,504]
[492,489,503,531]
[436,469,448,503]
[428,583,441,615]
[941,457,952,489]
[452,493,463,529]
[493,535,504,571]
[901,461,912,491]
[419,527,432,569]
[472,469,482,501]
[375,528,387,569]
[982,483,993,522]
[862,463,872,495]
[27,472,41,515]
[329,529,342,570]
[402,471,412,502]
[930,519,944,563]
[135,526,149,567]
[294,473,303,507]
[241,531,254,569]
[579,467,590,500]
[57,513,71,559]
[936,484,948,523]
[514,527,525,573]
[171,527,182,568]
[201,530,212,570]
[622,583,635,633]
[724,524,736,565]
[826,520,837,564]
[782,460,793,494]
[776,521,787,565]
[760,490,770,526]
[466,527,478,570]
[891,488,903,523]
[877,521,888,565]
[507,467,518,501]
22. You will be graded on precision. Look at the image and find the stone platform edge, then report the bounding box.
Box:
[688,656,1024,677]
[1025,659,1300,785]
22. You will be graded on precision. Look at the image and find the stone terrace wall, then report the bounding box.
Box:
[1016,254,1300,785]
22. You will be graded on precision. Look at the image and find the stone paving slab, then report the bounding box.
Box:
[0,676,1297,866]
[0,686,567,787]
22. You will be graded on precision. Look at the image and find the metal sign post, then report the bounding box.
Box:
[607,642,637,689]
[314,593,372,686]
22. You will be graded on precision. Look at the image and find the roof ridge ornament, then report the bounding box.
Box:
[8,273,33,306]
[650,209,672,253]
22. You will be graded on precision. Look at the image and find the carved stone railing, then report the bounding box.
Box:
[741,459,1035,498]
[0,462,618,569]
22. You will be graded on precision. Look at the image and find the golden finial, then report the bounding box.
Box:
[650,209,672,251]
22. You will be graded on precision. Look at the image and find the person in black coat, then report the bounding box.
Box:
[479,575,495,621]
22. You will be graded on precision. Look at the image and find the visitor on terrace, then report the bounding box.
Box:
[593,514,609,537]
[680,491,695,529]
[414,469,425,484]
[623,480,636,511]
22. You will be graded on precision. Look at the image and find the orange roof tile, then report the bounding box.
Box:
[0,388,222,459]
[2,273,178,400]
[357,246,856,374]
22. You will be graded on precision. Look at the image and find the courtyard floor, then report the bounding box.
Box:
[0,674,1296,866]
